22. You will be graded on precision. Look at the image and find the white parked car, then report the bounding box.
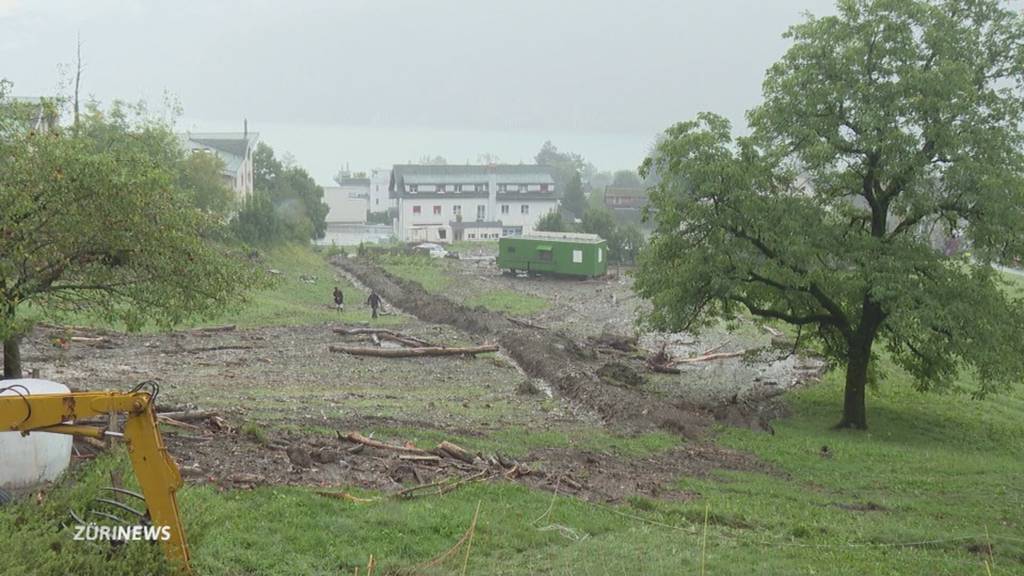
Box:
[414,242,448,258]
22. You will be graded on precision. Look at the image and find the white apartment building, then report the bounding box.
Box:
[369,168,394,214]
[389,164,559,242]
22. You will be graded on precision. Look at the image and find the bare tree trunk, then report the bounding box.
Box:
[73,33,83,130]
[2,335,22,380]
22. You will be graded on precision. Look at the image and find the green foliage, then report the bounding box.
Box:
[534,210,570,233]
[611,169,642,188]
[637,0,1024,427]
[365,208,395,225]
[535,140,594,202]
[0,94,262,346]
[561,171,587,219]
[231,143,328,245]
[177,151,235,217]
[580,206,645,264]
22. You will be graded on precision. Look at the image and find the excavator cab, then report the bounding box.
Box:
[0,381,192,574]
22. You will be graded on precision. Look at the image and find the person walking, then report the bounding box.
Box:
[333,286,344,312]
[367,291,382,319]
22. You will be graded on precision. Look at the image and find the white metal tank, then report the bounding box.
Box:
[0,379,74,489]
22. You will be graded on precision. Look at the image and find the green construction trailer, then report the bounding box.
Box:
[496,232,608,278]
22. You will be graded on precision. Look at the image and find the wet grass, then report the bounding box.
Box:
[24,244,400,331]
[8,364,1021,576]
[465,290,549,316]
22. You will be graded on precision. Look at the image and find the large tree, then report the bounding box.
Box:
[0,90,262,378]
[636,0,1024,429]
[235,143,328,244]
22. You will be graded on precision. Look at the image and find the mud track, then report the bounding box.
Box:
[331,255,713,437]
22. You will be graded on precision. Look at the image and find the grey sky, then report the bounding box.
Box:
[1,0,838,181]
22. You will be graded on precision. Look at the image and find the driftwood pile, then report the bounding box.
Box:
[307,431,536,501]
[328,327,498,358]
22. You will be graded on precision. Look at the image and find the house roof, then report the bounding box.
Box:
[179,132,259,177]
[391,164,556,197]
[519,231,606,244]
[604,186,647,198]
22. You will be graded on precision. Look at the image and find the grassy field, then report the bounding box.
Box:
[5,363,1020,575]
[24,245,400,331]
[4,249,1023,575]
[465,290,549,316]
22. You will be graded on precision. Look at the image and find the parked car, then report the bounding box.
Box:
[413,242,448,258]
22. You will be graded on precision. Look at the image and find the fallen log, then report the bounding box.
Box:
[399,454,442,463]
[436,441,476,464]
[69,336,108,343]
[646,361,681,374]
[343,432,432,455]
[508,317,545,330]
[675,350,746,364]
[332,327,436,348]
[157,415,205,431]
[155,409,219,422]
[328,344,498,358]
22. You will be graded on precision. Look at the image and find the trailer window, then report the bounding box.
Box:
[572,249,583,264]
[507,246,516,254]
[598,248,603,263]
[537,246,553,262]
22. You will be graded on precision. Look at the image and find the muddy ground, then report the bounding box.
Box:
[16,253,819,503]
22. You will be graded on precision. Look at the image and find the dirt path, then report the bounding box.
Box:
[331,255,716,437]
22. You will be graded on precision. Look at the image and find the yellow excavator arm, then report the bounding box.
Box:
[0,387,192,574]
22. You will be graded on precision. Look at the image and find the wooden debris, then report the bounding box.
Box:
[398,454,442,463]
[508,317,545,330]
[69,336,108,343]
[436,441,476,464]
[155,409,219,422]
[343,432,432,455]
[676,350,746,364]
[332,327,437,348]
[157,415,205,431]
[328,344,498,358]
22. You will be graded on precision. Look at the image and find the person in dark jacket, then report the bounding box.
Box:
[366,291,382,319]
[333,286,344,311]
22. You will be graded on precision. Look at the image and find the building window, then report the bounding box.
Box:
[521,204,530,215]
[477,205,486,221]
[445,184,456,192]
[501,204,509,215]
[420,184,437,192]
[413,205,421,214]
[572,249,584,264]
[506,184,520,192]
[461,184,476,192]
[468,233,476,239]
[438,229,447,240]
[527,184,542,192]
[376,199,379,205]
[433,205,442,215]
[453,205,462,215]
